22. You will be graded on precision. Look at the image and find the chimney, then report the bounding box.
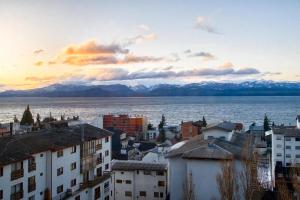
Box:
[81,125,85,142]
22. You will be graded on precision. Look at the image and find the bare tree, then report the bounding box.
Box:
[239,136,263,200]
[277,177,293,200]
[183,172,196,200]
[216,160,239,200]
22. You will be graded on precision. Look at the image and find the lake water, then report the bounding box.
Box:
[0,96,299,128]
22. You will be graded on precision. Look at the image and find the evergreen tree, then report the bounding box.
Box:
[158,114,166,143]
[13,115,19,123]
[202,116,207,127]
[20,105,34,125]
[36,113,41,125]
[158,114,166,130]
[263,114,271,132]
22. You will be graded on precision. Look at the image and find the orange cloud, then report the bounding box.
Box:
[34,61,44,66]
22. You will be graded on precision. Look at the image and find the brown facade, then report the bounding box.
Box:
[181,121,203,140]
[103,115,147,137]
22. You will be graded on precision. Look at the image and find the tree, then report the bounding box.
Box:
[263,114,271,132]
[216,160,239,200]
[36,113,41,126]
[13,115,19,123]
[202,116,207,127]
[42,112,56,123]
[20,105,34,125]
[158,114,166,130]
[147,123,154,130]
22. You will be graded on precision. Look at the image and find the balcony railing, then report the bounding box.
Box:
[104,187,109,193]
[10,190,24,200]
[28,183,36,193]
[11,169,24,181]
[28,163,36,172]
[96,157,102,165]
[95,143,102,150]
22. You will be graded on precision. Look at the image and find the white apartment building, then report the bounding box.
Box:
[111,160,167,200]
[271,116,300,186]
[0,124,113,200]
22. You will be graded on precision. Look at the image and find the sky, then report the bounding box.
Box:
[0,0,300,90]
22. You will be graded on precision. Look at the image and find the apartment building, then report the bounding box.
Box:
[103,114,148,137]
[0,124,113,200]
[271,116,300,186]
[111,160,167,200]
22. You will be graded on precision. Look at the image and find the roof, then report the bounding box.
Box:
[202,121,243,132]
[297,115,300,120]
[272,126,300,137]
[167,132,253,160]
[137,142,157,152]
[0,124,112,166]
[111,160,167,171]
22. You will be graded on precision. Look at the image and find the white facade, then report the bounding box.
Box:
[0,128,113,200]
[202,129,233,141]
[297,117,300,129]
[112,161,167,200]
[271,129,300,186]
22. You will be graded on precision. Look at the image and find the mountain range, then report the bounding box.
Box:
[1,81,300,97]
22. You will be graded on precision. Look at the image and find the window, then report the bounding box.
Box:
[116,179,122,183]
[277,153,282,157]
[105,164,109,170]
[276,136,282,140]
[97,167,102,177]
[0,190,3,199]
[158,181,165,187]
[286,154,291,158]
[296,137,300,141]
[105,150,109,157]
[94,186,100,199]
[105,137,109,143]
[57,185,63,194]
[104,196,109,200]
[57,150,63,158]
[285,137,291,141]
[0,167,3,176]
[40,173,43,176]
[71,162,76,170]
[160,192,164,198]
[28,176,36,192]
[71,146,76,153]
[11,182,23,195]
[296,146,300,150]
[154,192,159,198]
[296,155,300,158]
[140,191,146,197]
[156,171,164,176]
[40,153,43,157]
[125,180,132,184]
[286,146,291,150]
[276,144,282,148]
[144,170,151,175]
[71,179,76,187]
[125,191,132,197]
[208,136,214,139]
[57,167,63,176]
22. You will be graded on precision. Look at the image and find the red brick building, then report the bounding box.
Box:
[181,120,204,140]
[103,114,148,137]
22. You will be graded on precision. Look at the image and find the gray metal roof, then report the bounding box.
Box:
[167,132,253,160]
[203,121,242,132]
[0,124,112,166]
[111,160,167,171]
[273,126,300,137]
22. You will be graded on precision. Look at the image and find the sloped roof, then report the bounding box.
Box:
[203,121,243,132]
[272,126,300,137]
[111,160,167,171]
[167,133,252,160]
[0,124,112,166]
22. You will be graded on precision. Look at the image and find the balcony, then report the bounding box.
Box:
[11,169,24,181]
[80,172,111,189]
[10,190,24,200]
[96,157,102,165]
[28,163,36,172]
[104,186,109,193]
[28,183,36,193]
[95,143,102,151]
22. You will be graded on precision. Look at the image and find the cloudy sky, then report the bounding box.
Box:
[0,0,300,90]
